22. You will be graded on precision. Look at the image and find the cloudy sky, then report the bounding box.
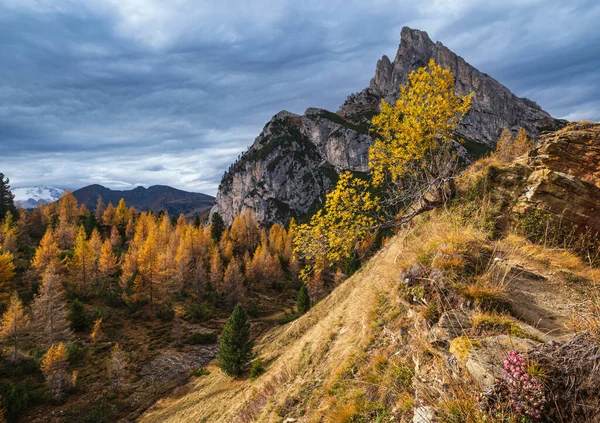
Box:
[1,0,599,195]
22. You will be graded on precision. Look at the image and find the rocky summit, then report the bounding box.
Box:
[212,27,565,226]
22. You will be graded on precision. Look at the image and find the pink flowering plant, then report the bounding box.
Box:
[502,350,546,420]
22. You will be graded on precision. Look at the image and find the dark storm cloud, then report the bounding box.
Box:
[0,0,598,193]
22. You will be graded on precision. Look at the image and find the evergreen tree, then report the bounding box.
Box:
[69,299,89,331]
[217,303,253,377]
[0,291,29,362]
[210,212,225,242]
[297,284,310,315]
[0,173,17,222]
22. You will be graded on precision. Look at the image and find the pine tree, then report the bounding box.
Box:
[217,303,253,377]
[58,191,79,225]
[107,343,127,391]
[69,299,89,331]
[495,128,514,162]
[31,266,72,344]
[513,127,533,158]
[297,284,310,315]
[0,291,29,362]
[41,343,70,401]
[210,212,225,242]
[0,173,17,222]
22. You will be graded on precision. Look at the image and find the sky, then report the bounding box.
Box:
[1,0,599,195]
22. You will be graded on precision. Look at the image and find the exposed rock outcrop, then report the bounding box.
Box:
[212,27,563,226]
[515,122,600,234]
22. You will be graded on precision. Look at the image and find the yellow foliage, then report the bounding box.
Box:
[449,336,481,360]
[369,58,472,186]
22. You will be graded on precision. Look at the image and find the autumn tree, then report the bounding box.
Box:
[32,229,62,274]
[0,250,15,303]
[90,318,103,343]
[110,225,121,248]
[98,239,118,282]
[31,266,72,344]
[209,246,223,292]
[94,196,106,221]
[58,191,79,225]
[223,257,244,307]
[0,174,17,222]
[1,211,19,253]
[495,128,514,162]
[107,343,127,391]
[67,226,95,296]
[230,210,260,254]
[513,127,533,158]
[295,59,472,281]
[115,198,131,226]
[0,292,29,362]
[217,303,253,377]
[102,203,116,226]
[41,343,71,401]
[370,59,472,207]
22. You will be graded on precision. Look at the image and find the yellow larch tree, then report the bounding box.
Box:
[102,202,117,226]
[1,211,19,253]
[41,342,71,401]
[31,265,72,344]
[107,343,127,391]
[98,239,118,281]
[94,196,106,221]
[58,191,79,225]
[115,198,131,227]
[223,257,244,306]
[209,246,223,292]
[110,225,121,248]
[0,250,15,303]
[32,228,62,274]
[0,291,29,362]
[495,128,514,162]
[68,225,95,295]
[513,127,533,158]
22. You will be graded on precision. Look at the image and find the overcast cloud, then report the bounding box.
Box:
[1,0,599,194]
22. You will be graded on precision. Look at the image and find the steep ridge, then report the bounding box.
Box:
[211,27,564,226]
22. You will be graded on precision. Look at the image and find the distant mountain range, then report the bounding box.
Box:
[13,186,65,209]
[14,184,215,217]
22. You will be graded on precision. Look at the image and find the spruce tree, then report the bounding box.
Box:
[297,284,310,315]
[210,212,225,242]
[0,173,17,222]
[217,303,253,377]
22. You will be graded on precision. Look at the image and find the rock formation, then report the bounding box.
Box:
[212,27,564,226]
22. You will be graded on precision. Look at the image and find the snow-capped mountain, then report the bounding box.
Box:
[12,186,65,209]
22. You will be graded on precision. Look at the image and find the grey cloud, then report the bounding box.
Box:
[0,1,598,195]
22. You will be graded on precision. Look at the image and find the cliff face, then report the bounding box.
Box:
[212,27,563,226]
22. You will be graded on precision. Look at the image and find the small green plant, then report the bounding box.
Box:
[250,359,265,380]
[186,332,217,345]
[182,301,209,322]
[217,303,253,377]
[190,367,210,377]
[297,284,310,315]
[66,341,87,364]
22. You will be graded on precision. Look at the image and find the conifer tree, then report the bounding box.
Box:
[31,266,72,344]
[90,318,103,343]
[223,257,244,306]
[209,246,223,292]
[0,173,17,222]
[115,198,130,226]
[94,196,106,221]
[0,250,15,303]
[297,284,310,315]
[495,128,514,162]
[32,229,61,273]
[217,303,253,377]
[513,127,533,158]
[69,298,89,331]
[41,342,70,401]
[0,291,29,362]
[107,343,127,391]
[68,226,94,295]
[98,239,118,281]
[110,225,121,248]
[102,203,117,226]
[1,211,19,253]
[55,218,77,249]
[210,212,225,242]
[58,191,79,225]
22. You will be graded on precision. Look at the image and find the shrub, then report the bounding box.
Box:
[69,299,89,331]
[182,301,209,322]
[186,332,217,345]
[155,302,175,321]
[502,350,546,420]
[66,341,87,364]
[190,367,210,377]
[250,359,265,380]
[0,382,31,423]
